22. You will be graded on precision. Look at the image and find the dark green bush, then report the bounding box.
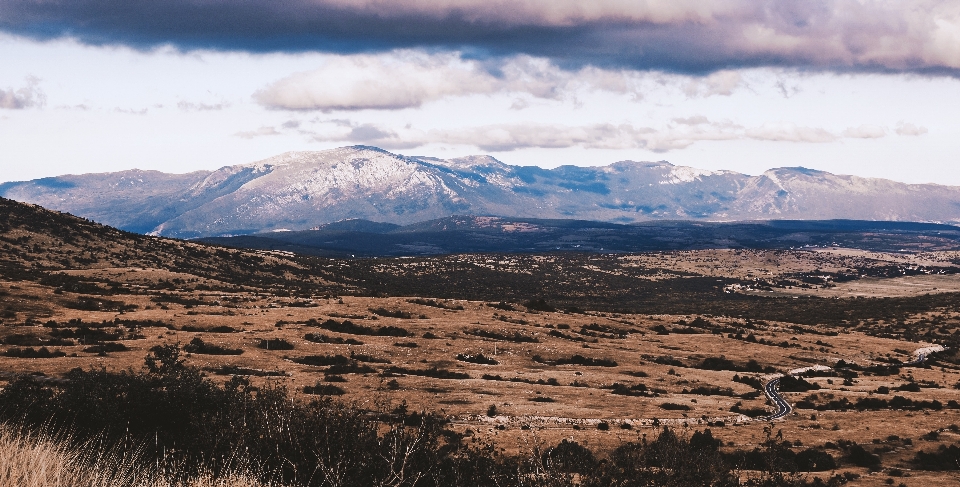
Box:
[182,337,243,355]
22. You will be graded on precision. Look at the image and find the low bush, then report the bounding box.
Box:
[2,347,67,358]
[465,328,538,343]
[609,383,649,397]
[523,299,555,312]
[182,338,243,355]
[303,383,346,396]
[407,298,463,310]
[256,338,294,350]
[303,333,363,345]
[914,444,960,470]
[368,308,413,319]
[307,318,409,337]
[529,396,555,402]
[456,353,498,365]
[82,342,129,354]
[209,365,287,377]
[533,354,617,367]
[383,366,470,380]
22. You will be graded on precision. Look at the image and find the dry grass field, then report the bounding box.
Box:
[2,198,960,485]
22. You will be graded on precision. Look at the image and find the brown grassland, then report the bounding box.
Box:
[1,197,960,485]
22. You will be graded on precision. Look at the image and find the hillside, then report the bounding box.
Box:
[4,146,960,237]
[4,197,960,486]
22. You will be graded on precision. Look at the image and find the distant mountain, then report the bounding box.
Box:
[199,216,960,257]
[3,145,960,238]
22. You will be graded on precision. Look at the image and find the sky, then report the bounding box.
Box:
[1,1,959,185]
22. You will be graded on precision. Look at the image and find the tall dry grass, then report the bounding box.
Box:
[0,425,279,487]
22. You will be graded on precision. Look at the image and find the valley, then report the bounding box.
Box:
[2,196,960,484]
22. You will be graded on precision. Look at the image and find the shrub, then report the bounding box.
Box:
[529,396,555,403]
[182,338,243,355]
[256,338,294,350]
[383,366,470,380]
[368,308,413,319]
[307,318,410,337]
[659,403,692,411]
[534,354,617,367]
[795,448,837,471]
[465,328,538,343]
[778,375,820,392]
[82,342,129,354]
[3,347,66,358]
[304,333,363,345]
[543,439,597,473]
[456,353,498,365]
[847,444,882,468]
[609,383,649,396]
[407,298,463,310]
[523,299,555,312]
[914,444,960,470]
[303,383,346,396]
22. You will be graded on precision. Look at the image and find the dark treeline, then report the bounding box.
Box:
[0,347,855,487]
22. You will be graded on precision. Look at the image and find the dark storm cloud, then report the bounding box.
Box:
[2,1,960,74]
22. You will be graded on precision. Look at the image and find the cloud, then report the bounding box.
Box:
[5,1,960,75]
[300,117,892,152]
[234,126,282,139]
[254,52,646,111]
[177,100,228,111]
[672,116,711,126]
[255,52,508,111]
[745,123,838,143]
[682,70,743,97]
[114,107,148,115]
[895,122,929,136]
[0,76,45,109]
[842,124,886,139]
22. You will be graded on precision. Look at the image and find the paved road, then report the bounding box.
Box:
[759,346,942,422]
[761,376,792,420]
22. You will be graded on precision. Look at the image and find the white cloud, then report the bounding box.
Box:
[745,123,838,143]
[114,107,149,115]
[672,115,711,126]
[254,52,510,111]
[0,76,45,109]
[842,124,886,139]
[235,126,281,139]
[895,122,929,136]
[177,101,228,111]
[253,52,758,112]
[296,117,895,153]
[682,70,744,97]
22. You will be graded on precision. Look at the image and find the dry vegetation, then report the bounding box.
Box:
[2,197,960,486]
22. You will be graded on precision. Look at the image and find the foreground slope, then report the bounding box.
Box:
[4,198,960,485]
[4,146,960,237]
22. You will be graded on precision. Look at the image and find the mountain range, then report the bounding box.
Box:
[2,145,960,238]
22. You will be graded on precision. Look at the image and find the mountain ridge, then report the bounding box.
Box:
[2,145,960,238]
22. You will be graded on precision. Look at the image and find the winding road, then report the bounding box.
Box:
[762,376,793,420]
[760,345,944,421]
